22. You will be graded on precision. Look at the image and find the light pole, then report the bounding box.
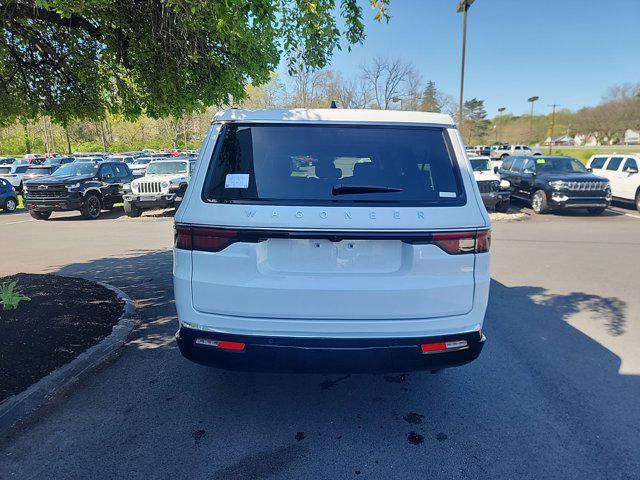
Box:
[527,96,539,144]
[497,106,505,143]
[548,103,560,154]
[391,96,405,110]
[457,0,475,127]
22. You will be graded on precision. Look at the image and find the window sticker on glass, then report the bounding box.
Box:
[439,191,457,198]
[225,174,250,189]
[536,158,546,164]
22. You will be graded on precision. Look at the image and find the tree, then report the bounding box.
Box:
[0,0,391,125]
[360,56,419,109]
[421,81,441,112]
[461,98,490,144]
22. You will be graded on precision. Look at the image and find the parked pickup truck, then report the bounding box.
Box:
[24,160,134,220]
[123,158,193,217]
[490,144,543,160]
[587,153,640,211]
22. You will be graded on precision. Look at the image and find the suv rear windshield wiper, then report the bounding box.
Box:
[332,184,404,195]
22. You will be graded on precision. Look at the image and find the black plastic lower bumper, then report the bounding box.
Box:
[176,326,485,373]
[481,191,509,209]
[548,195,610,210]
[25,198,82,211]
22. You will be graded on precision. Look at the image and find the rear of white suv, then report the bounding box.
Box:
[174,109,490,373]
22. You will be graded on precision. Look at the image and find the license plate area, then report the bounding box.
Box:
[261,238,403,274]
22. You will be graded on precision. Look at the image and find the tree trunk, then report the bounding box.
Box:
[99,121,108,151]
[65,127,72,154]
[22,121,32,154]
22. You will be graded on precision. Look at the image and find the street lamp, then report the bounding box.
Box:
[497,106,505,143]
[527,96,539,143]
[457,0,475,127]
[391,96,404,110]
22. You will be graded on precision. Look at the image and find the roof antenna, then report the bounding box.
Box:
[329,100,337,109]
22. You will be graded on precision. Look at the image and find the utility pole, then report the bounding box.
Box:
[548,103,561,154]
[457,0,475,128]
[497,106,505,143]
[527,96,539,144]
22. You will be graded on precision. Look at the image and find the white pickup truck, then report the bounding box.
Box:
[490,144,543,160]
[587,153,640,211]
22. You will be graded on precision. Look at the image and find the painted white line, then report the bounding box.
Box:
[625,213,640,219]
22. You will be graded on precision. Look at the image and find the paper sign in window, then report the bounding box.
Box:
[225,174,250,189]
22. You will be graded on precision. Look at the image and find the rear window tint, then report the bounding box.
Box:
[202,124,466,206]
[590,157,607,169]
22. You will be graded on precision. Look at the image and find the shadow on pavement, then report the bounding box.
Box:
[1,251,637,479]
[509,197,625,217]
[44,207,127,221]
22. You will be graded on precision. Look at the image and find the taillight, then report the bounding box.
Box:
[175,226,238,252]
[475,230,491,253]
[431,229,491,254]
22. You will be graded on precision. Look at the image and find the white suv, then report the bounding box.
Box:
[174,109,491,373]
[587,153,640,211]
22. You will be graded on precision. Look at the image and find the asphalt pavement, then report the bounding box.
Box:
[0,204,639,479]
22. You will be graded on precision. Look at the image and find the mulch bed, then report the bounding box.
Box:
[0,273,124,403]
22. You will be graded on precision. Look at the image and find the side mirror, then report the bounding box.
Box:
[586,167,593,172]
[626,167,639,174]
[523,168,535,175]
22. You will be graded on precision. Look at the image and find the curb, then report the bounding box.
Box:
[0,281,137,435]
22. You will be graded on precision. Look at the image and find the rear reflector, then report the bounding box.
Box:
[195,338,245,351]
[421,340,468,353]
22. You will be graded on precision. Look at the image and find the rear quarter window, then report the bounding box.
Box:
[202,123,466,206]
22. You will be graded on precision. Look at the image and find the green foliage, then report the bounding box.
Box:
[421,81,441,113]
[0,281,31,311]
[0,0,390,126]
[462,98,490,144]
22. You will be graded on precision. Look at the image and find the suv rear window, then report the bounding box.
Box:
[202,124,465,206]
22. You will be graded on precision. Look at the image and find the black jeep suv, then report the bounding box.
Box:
[499,155,611,214]
[24,161,134,220]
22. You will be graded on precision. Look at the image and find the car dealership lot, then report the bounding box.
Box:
[1,207,639,479]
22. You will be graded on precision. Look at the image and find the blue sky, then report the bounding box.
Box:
[278,0,640,117]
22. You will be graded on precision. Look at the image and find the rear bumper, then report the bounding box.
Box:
[176,325,485,373]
